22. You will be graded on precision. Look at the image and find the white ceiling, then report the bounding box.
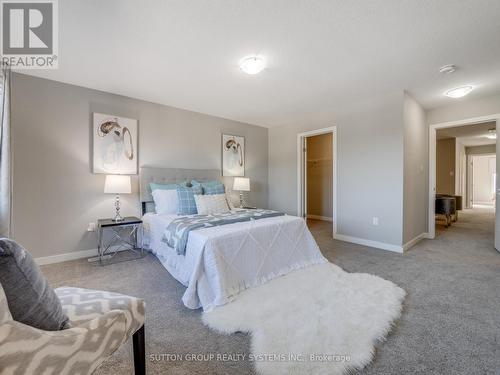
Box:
[437,121,496,146]
[23,0,500,128]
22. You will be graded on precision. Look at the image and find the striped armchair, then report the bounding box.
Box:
[0,284,146,375]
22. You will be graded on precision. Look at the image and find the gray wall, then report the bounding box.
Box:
[403,93,428,243]
[436,138,456,195]
[11,73,268,258]
[269,92,405,246]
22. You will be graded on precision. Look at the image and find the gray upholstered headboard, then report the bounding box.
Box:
[140,167,221,214]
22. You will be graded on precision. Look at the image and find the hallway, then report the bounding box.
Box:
[436,205,495,241]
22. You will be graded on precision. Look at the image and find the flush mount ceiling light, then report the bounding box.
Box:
[239,56,265,75]
[486,129,497,140]
[439,64,457,74]
[444,85,473,98]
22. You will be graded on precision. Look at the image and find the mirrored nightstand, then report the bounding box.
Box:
[88,216,145,265]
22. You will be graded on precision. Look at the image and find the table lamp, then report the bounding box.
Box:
[104,175,131,222]
[233,177,250,208]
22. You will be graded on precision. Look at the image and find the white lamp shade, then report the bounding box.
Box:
[233,177,250,191]
[104,175,131,194]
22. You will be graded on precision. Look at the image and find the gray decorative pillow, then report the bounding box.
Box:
[0,238,69,331]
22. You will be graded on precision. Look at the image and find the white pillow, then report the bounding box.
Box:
[225,192,236,210]
[194,194,230,215]
[152,189,179,214]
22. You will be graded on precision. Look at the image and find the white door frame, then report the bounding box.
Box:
[466,154,474,208]
[428,114,500,238]
[297,126,338,236]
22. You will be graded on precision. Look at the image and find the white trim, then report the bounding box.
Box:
[466,153,473,208]
[429,124,437,239]
[35,248,99,265]
[472,201,494,206]
[297,126,338,237]
[297,136,302,216]
[428,114,500,239]
[429,115,500,129]
[304,138,308,216]
[402,232,429,252]
[333,234,403,253]
[306,214,333,222]
[35,246,133,265]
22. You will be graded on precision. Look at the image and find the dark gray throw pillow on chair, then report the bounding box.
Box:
[0,238,69,331]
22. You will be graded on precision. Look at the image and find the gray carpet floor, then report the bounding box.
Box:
[41,207,500,374]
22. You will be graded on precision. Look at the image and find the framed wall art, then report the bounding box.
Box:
[93,113,138,174]
[222,134,245,177]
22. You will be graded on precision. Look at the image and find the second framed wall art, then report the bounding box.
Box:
[222,134,245,176]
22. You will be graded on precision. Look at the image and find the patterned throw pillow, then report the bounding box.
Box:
[225,193,237,210]
[177,185,203,215]
[194,194,230,215]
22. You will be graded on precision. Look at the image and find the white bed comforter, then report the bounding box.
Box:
[143,213,327,311]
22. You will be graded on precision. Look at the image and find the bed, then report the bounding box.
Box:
[140,167,327,311]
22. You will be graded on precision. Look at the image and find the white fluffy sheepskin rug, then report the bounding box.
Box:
[202,263,405,375]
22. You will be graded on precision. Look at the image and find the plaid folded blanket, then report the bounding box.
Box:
[163,209,285,255]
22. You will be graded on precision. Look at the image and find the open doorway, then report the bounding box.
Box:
[471,154,496,208]
[306,133,333,221]
[297,127,337,238]
[430,119,497,243]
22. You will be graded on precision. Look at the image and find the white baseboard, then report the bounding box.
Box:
[307,215,333,222]
[333,234,403,254]
[35,248,99,265]
[472,202,494,206]
[402,232,429,252]
[35,246,133,266]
